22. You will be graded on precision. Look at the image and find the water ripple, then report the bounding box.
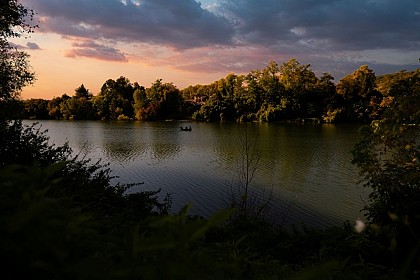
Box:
[26,120,368,227]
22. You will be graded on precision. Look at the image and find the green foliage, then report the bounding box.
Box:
[0,0,37,39]
[0,163,104,279]
[351,71,420,274]
[74,84,92,99]
[0,120,70,167]
[136,79,184,120]
[333,65,382,122]
[376,69,420,96]
[0,0,36,105]
[93,77,135,120]
[133,86,147,120]
[125,206,233,279]
[22,98,50,119]
[0,161,173,280]
[0,42,35,103]
[352,77,420,225]
[187,61,413,124]
[19,60,420,125]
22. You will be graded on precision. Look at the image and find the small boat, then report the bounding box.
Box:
[180,126,192,131]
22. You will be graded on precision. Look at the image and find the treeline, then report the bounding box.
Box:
[21,59,420,123]
[22,78,188,121]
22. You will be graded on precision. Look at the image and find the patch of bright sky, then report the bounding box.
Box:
[196,0,219,9]
[290,27,306,36]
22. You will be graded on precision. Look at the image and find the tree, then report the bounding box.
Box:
[352,73,420,221]
[61,97,95,120]
[351,73,420,271]
[139,80,184,120]
[217,73,237,99]
[133,86,147,120]
[22,99,49,119]
[336,65,382,122]
[47,94,70,120]
[228,126,272,220]
[279,58,318,118]
[260,61,285,106]
[59,85,96,120]
[279,58,317,92]
[245,70,263,110]
[74,84,92,99]
[0,0,36,120]
[312,72,335,119]
[0,0,38,162]
[94,77,135,120]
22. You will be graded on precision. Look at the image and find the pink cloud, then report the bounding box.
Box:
[65,39,128,62]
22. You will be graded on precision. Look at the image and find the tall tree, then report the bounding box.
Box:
[352,73,420,269]
[47,94,69,120]
[140,80,184,120]
[258,61,281,105]
[245,70,263,110]
[0,0,36,120]
[336,65,381,122]
[74,84,92,99]
[133,86,147,120]
[279,58,318,118]
[94,76,135,120]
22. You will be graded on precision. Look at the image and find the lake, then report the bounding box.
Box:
[24,120,369,228]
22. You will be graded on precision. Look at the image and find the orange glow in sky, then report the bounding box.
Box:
[16,34,232,99]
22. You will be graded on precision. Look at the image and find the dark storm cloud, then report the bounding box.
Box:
[220,0,420,51]
[25,0,420,52]
[26,0,235,49]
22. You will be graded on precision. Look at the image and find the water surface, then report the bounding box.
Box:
[25,120,369,227]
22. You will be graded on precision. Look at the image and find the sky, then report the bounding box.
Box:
[13,0,420,99]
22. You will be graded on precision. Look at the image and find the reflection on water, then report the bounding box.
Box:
[101,122,145,163]
[103,142,146,164]
[24,120,369,228]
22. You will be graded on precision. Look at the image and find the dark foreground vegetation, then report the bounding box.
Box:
[1,1,420,279]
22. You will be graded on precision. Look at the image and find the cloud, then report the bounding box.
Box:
[65,40,128,62]
[219,0,420,52]
[26,42,41,50]
[9,42,25,49]
[26,0,235,49]
[9,42,41,50]
[21,0,420,78]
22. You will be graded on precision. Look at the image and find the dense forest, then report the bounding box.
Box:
[21,60,420,124]
[2,0,420,279]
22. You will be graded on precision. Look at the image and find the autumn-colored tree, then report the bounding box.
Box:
[279,59,319,118]
[139,79,184,120]
[336,65,382,122]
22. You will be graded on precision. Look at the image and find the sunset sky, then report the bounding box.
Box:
[13,0,420,99]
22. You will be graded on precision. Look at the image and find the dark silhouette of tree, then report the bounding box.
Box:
[0,0,37,120]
